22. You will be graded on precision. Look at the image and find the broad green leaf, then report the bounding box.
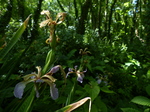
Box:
[56,97,91,112]
[101,86,115,94]
[144,108,150,112]
[94,96,107,112]
[121,108,140,112]
[84,82,100,101]
[131,96,150,107]
[91,104,98,112]
[98,100,108,112]
[0,14,31,61]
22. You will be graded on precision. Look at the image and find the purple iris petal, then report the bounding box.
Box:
[68,68,73,72]
[36,91,40,98]
[36,79,44,83]
[30,76,36,79]
[74,65,78,70]
[50,83,58,100]
[50,65,60,73]
[83,69,87,73]
[77,74,84,83]
[14,82,26,99]
[97,79,102,84]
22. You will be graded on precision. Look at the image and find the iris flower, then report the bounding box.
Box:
[39,10,66,45]
[66,66,87,83]
[39,10,66,28]
[14,65,60,100]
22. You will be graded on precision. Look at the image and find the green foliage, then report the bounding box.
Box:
[131,96,150,107]
[1,0,150,112]
[121,108,140,112]
[146,85,150,96]
[84,81,100,101]
[15,88,35,112]
[0,14,31,60]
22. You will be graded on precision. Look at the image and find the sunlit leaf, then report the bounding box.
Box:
[131,96,150,107]
[0,14,31,61]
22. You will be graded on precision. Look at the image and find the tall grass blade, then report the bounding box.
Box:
[0,14,31,61]
[16,88,35,112]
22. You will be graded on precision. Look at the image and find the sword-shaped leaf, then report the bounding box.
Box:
[0,14,31,61]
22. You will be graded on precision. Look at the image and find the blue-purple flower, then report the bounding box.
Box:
[66,66,87,83]
[14,65,60,100]
[96,75,108,86]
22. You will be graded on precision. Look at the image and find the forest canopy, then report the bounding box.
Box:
[0,0,150,112]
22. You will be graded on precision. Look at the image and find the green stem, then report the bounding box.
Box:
[65,78,77,105]
[42,49,55,74]
[42,24,57,74]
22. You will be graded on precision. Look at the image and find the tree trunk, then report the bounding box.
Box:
[107,0,117,40]
[30,0,43,42]
[76,0,92,35]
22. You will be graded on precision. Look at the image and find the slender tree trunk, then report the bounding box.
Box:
[31,0,43,42]
[107,0,117,40]
[76,0,92,35]
[17,0,25,20]
[73,0,78,19]
[57,0,65,12]
[129,0,139,44]
[104,0,109,37]
[98,0,102,37]
[144,0,150,48]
